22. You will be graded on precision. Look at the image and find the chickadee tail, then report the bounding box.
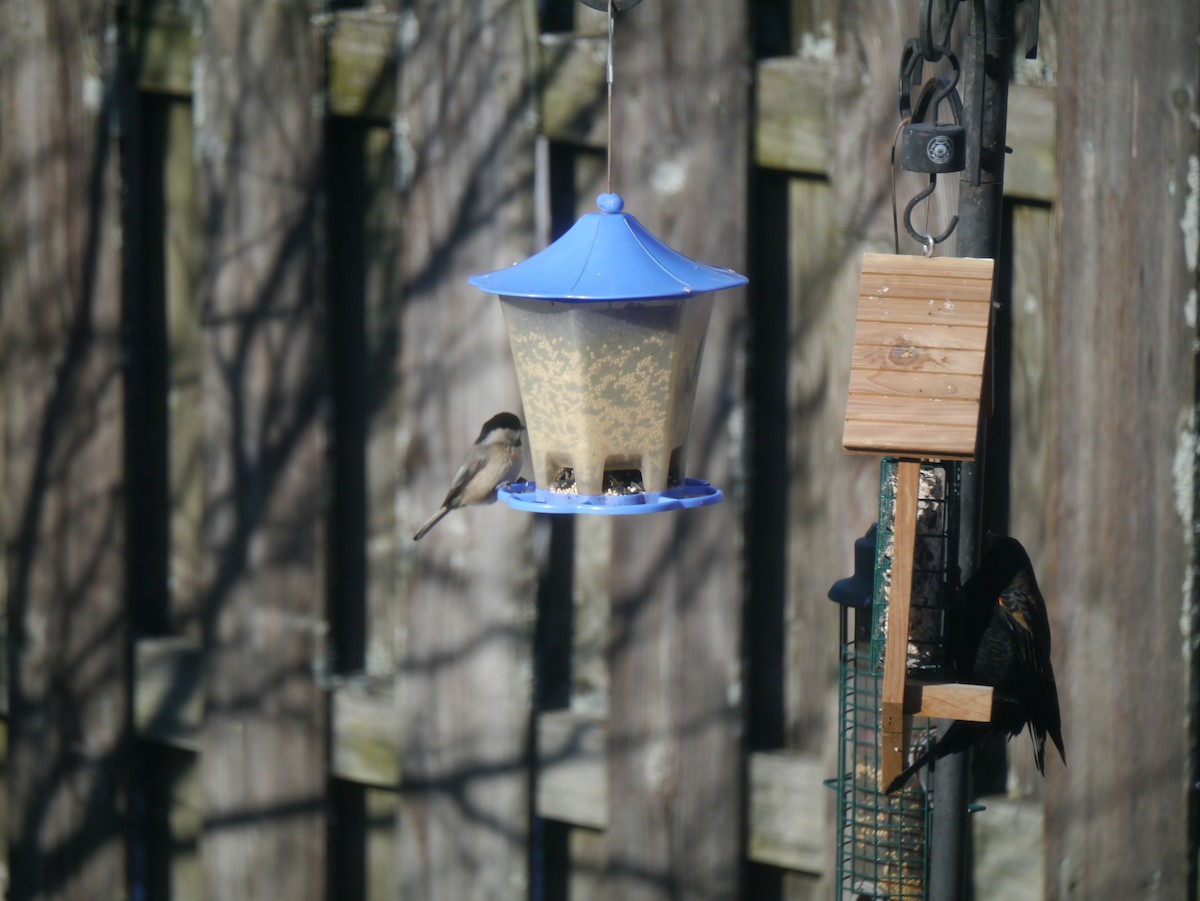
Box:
[413,507,450,541]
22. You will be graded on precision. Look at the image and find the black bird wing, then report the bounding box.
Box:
[1000,572,1065,770]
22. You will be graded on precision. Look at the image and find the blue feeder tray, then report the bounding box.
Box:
[499,478,723,515]
[472,194,745,516]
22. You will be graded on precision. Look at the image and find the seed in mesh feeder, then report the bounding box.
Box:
[875,465,954,668]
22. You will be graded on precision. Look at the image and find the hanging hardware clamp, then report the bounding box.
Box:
[896,3,969,251]
[900,74,964,175]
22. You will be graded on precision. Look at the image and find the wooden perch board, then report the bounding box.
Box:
[904,680,993,721]
[843,253,995,460]
[881,460,920,785]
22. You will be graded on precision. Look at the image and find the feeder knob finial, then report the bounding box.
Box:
[597,193,624,214]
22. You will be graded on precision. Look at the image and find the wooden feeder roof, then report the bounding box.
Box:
[842,252,995,460]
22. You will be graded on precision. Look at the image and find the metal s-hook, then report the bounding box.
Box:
[903,173,959,250]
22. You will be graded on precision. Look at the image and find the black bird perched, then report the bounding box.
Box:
[885,535,1065,793]
[412,412,524,541]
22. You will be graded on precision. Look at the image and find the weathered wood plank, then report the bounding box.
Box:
[860,253,996,282]
[600,3,749,899]
[128,0,194,97]
[1004,83,1057,202]
[748,752,827,874]
[848,369,983,399]
[537,710,607,831]
[842,420,978,460]
[160,97,206,638]
[852,343,987,376]
[331,678,400,789]
[126,7,1058,201]
[539,34,608,149]
[854,295,992,326]
[0,2,130,896]
[136,638,202,752]
[1047,3,1197,898]
[781,174,871,752]
[844,395,982,425]
[973,793,1045,900]
[392,1,539,898]
[129,680,1040,886]
[328,12,399,120]
[193,0,329,897]
[130,643,831,873]
[851,320,990,351]
[756,56,834,174]
[776,171,872,901]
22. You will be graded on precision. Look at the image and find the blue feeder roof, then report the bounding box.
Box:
[468,193,748,302]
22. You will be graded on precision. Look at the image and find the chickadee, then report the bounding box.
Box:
[412,411,525,541]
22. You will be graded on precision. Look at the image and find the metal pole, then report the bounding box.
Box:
[930,1,1014,899]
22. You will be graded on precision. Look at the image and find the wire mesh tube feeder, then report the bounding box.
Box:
[470,192,746,514]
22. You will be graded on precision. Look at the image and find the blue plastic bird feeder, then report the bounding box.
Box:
[468,193,746,515]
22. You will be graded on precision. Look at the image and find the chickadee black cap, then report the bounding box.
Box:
[477,412,523,441]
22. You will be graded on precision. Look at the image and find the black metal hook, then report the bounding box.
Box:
[898,39,925,121]
[919,0,959,63]
[910,70,962,128]
[900,11,961,124]
[903,174,959,250]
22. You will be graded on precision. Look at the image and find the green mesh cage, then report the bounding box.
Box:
[835,636,932,899]
[833,458,961,900]
[870,460,961,672]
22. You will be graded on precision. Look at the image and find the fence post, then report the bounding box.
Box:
[193,1,329,897]
[392,1,539,898]
[1048,2,1198,896]
[0,2,130,898]
[600,2,750,898]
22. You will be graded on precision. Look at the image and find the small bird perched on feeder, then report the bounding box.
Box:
[886,535,1065,793]
[412,412,525,541]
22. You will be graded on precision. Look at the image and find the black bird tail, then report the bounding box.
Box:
[1025,721,1067,776]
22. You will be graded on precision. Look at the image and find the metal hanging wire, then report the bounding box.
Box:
[574,0,645,193]
[607,0,614,193]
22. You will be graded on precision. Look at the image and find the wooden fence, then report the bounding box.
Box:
[0,0,1196,899]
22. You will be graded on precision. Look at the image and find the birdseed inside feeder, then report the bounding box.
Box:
[468,192,746,515]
